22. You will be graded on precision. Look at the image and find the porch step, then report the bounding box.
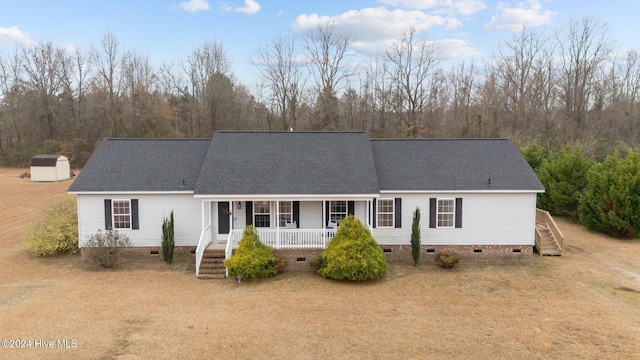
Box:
[198,249,227,279]
[536,225,562,256]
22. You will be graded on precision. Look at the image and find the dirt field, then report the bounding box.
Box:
[1,167,640,360]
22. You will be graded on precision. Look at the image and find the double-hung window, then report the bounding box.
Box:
[112,200,131,229]
[329,201,347,224]
[437,199,455,228]
[279,201,293,227]
[254,201,271,228]
[377,199,394,228]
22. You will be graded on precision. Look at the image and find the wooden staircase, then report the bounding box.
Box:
[536,224,562,256]
[535,209,564,256]
[197,248,226,279]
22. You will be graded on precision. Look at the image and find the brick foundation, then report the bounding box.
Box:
[273,249,323,272]
[80,246,196,259]
[379,244,533,262]
[80,244,532,272]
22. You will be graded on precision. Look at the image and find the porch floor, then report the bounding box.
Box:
[206,241,227,250]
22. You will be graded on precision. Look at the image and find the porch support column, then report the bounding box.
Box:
[201,201,205,230]
[276,200,280,248]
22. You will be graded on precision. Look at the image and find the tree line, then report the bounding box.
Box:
[1,16,639,167]
[522,143,640,239]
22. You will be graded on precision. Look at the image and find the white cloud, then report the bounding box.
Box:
[293,7,449,43]
[0,26,33,46]
[179,0,210,13]
[236,0,261,15]
[484,0,554,31]
[435,38,482,57]
[220,0,261,15]
[378,0,486,16]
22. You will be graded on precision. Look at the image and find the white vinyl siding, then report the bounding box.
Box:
[372,192,537,246]
[77,194,202,247]
[299,201,322,229]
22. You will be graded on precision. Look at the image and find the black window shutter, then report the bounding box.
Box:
[104,199,112,230]
[429,198,436,228]
[372,198,377,228]
[246,201,253,226]
[325,201,330,226]
[455,198,463,228]
[394,198,402,228]
[131,199,139,230]
[347,201,355,216]
[293,201,300,228]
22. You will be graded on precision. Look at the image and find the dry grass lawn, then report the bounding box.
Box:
[1,167,640,359]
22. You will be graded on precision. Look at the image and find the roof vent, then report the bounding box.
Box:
[488,178,491,185]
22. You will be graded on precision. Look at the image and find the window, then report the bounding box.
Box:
[377,199,394,228]
[112,200,131,229]
[437,199,455,228]
[329,201,347,224]
[279,201,292,227]
[254,201,271,228]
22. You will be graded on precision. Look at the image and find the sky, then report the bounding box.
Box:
[1,0,639,86]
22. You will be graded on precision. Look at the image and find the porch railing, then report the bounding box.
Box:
[195,223,212,277]
[536,208,565,255]
[226,228,337,253]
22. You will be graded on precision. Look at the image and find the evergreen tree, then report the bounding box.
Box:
[579,151,640,238]
[411,207,421,266]
[161,211,175,264]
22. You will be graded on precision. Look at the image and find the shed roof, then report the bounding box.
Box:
[31,154,65,167]
[370,138,545,191]
[67,138,210,192]
[194,131,380,196]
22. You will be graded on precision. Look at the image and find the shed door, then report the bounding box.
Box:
[218,202,230,235]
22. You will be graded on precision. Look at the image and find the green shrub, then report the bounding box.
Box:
[26,195,78,256]
[224,226,285,279]
[84,229,131,268]
[161,211,175,264]
[536,145,593,219]
[411,207,421,266]
[317,215,387,281]
[435,251,459,268]
[520,142,546,172]
[579,150,640,238]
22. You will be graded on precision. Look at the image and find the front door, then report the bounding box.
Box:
[218,202,230,235]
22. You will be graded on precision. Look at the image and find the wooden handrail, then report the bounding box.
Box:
[536,209,565,255]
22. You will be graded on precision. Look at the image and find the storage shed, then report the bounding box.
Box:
[30,154,71,182]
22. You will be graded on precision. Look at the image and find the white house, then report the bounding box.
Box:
[31,154,70,182]
[68,131,547,277]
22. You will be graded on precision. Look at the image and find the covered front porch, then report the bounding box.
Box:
[195,198,377,277]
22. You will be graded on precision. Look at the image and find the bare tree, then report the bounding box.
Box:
[448,61,477,136]
[556,17,613,133]
[386,27,443,137]
[303,22,354,129]
[493,26,547,132]
[253,35,304,130]
[22,41,67,140]
[91,32,128,136]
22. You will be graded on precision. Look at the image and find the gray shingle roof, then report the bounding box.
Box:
[194,131,380,195]
[69,134,543,194]
[68,138,210,192]
[371,138,544,191]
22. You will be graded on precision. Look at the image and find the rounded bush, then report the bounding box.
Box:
[224,226,285,280]
[317,215,387,281]
[26,195,78,256]
[435,251,459,268]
